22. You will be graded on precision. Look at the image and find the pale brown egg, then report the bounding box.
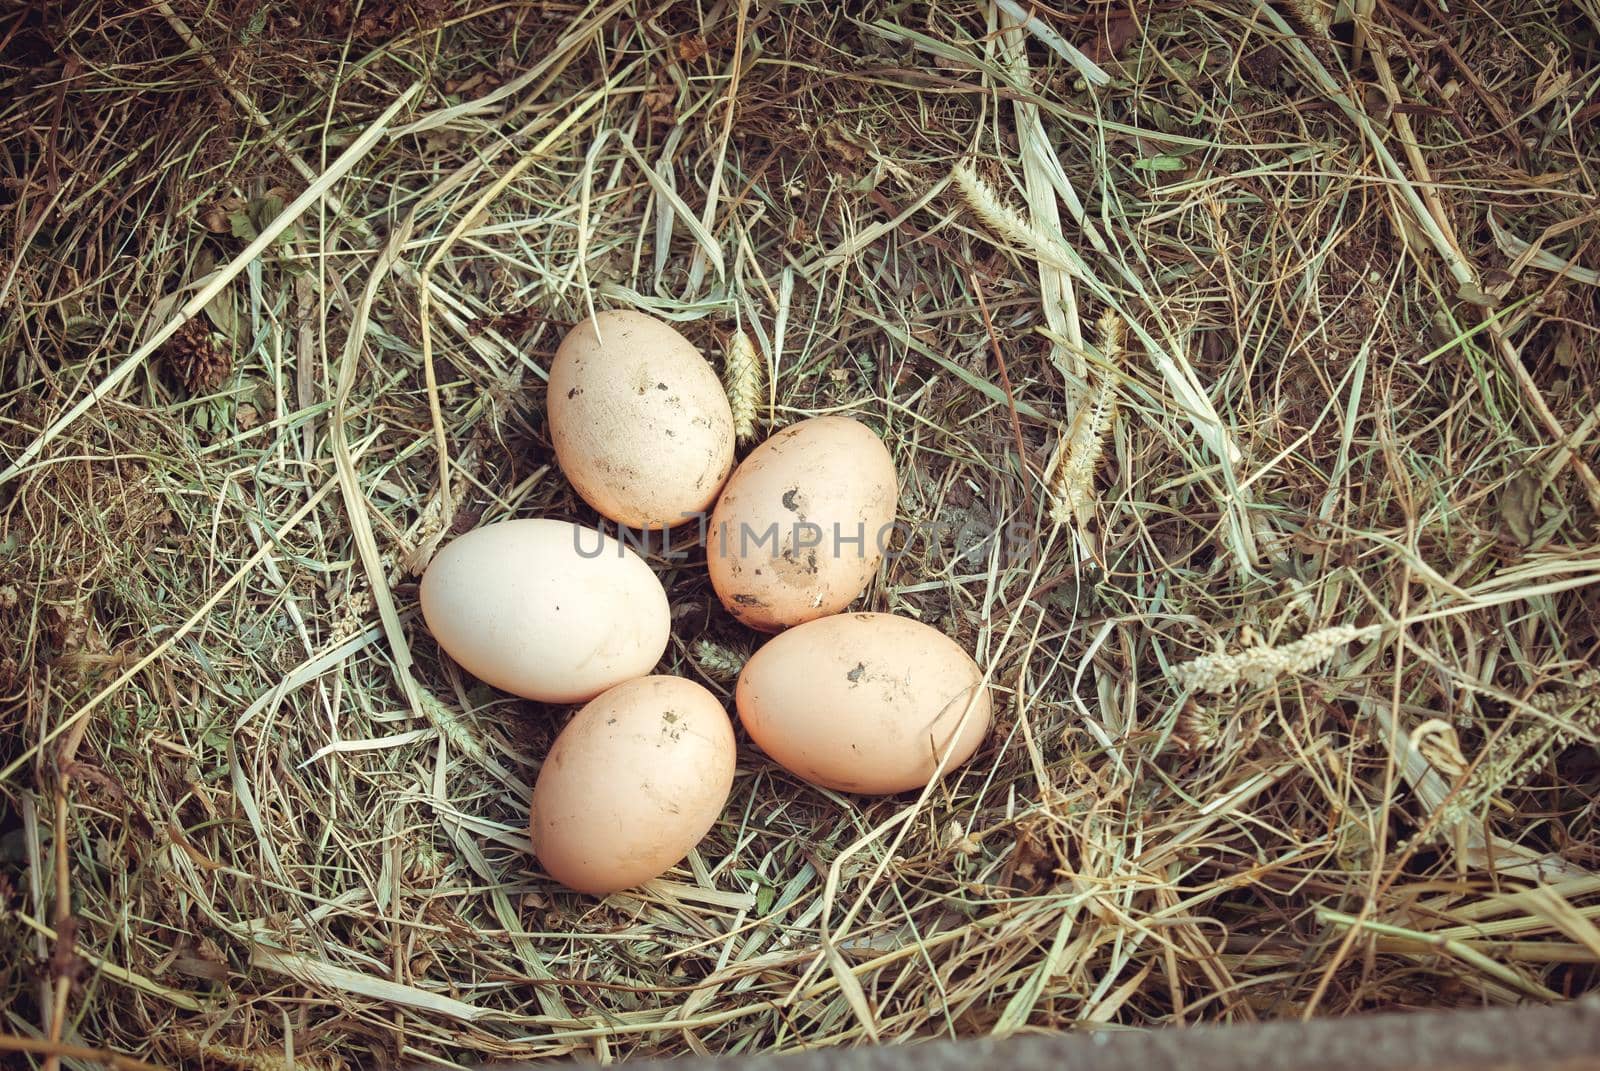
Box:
[530,676,736,894]
[548,310,735,529]
[420,519,669,704]
[735,613,989,794]
[707,416,897,631]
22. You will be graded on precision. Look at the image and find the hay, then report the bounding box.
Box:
[3,0,1599,1065]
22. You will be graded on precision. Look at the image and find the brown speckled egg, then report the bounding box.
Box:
[735,613,989,794]
[420,519,669,704]
[708,416,897,631]
[531,676,736,895]
[548,310,735,529]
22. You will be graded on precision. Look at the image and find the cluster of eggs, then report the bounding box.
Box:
[420,310,992,894]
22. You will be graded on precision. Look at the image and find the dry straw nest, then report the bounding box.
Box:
[3,1,1600,1067]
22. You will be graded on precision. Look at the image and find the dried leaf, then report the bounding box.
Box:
[170,936,229,983]
[678,34,708,63]
[203,289,240,341]
[644,80,675,121]
[1501,469,1542,546]
[1456,279,1500,307]
[1133,155,1187,172]
[1554,327,1577,368]
[1083,7,1136,65]
[201,194,244,234]
[256,187,290,227]
[227,210,257,241]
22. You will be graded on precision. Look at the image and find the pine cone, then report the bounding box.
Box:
[164,318,231,393]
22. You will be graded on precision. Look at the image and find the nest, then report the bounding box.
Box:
[2,1,1598,1066]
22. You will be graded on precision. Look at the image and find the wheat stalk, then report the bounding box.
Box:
[724,329,762,445]
[1047,310,1123,530]
[1173,624,1379,693]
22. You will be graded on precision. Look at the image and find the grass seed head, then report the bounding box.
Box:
[725,329,762,445]
[1173,625,1377,693]
[1047,311,1124,529]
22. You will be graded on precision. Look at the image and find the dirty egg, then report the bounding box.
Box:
[548,310,735,529]
[420,519,669,704]
[735,613,990,793]
[531,675,736,894]
[708,416,897,631]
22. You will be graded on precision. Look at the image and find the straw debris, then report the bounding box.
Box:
[3,1,1598,1064]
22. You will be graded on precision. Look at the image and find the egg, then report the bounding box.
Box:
[735,613,990,794]
[531,676,736,894]
[548,310,735,529]
[708,416,897,631]
[420,519,668,704]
